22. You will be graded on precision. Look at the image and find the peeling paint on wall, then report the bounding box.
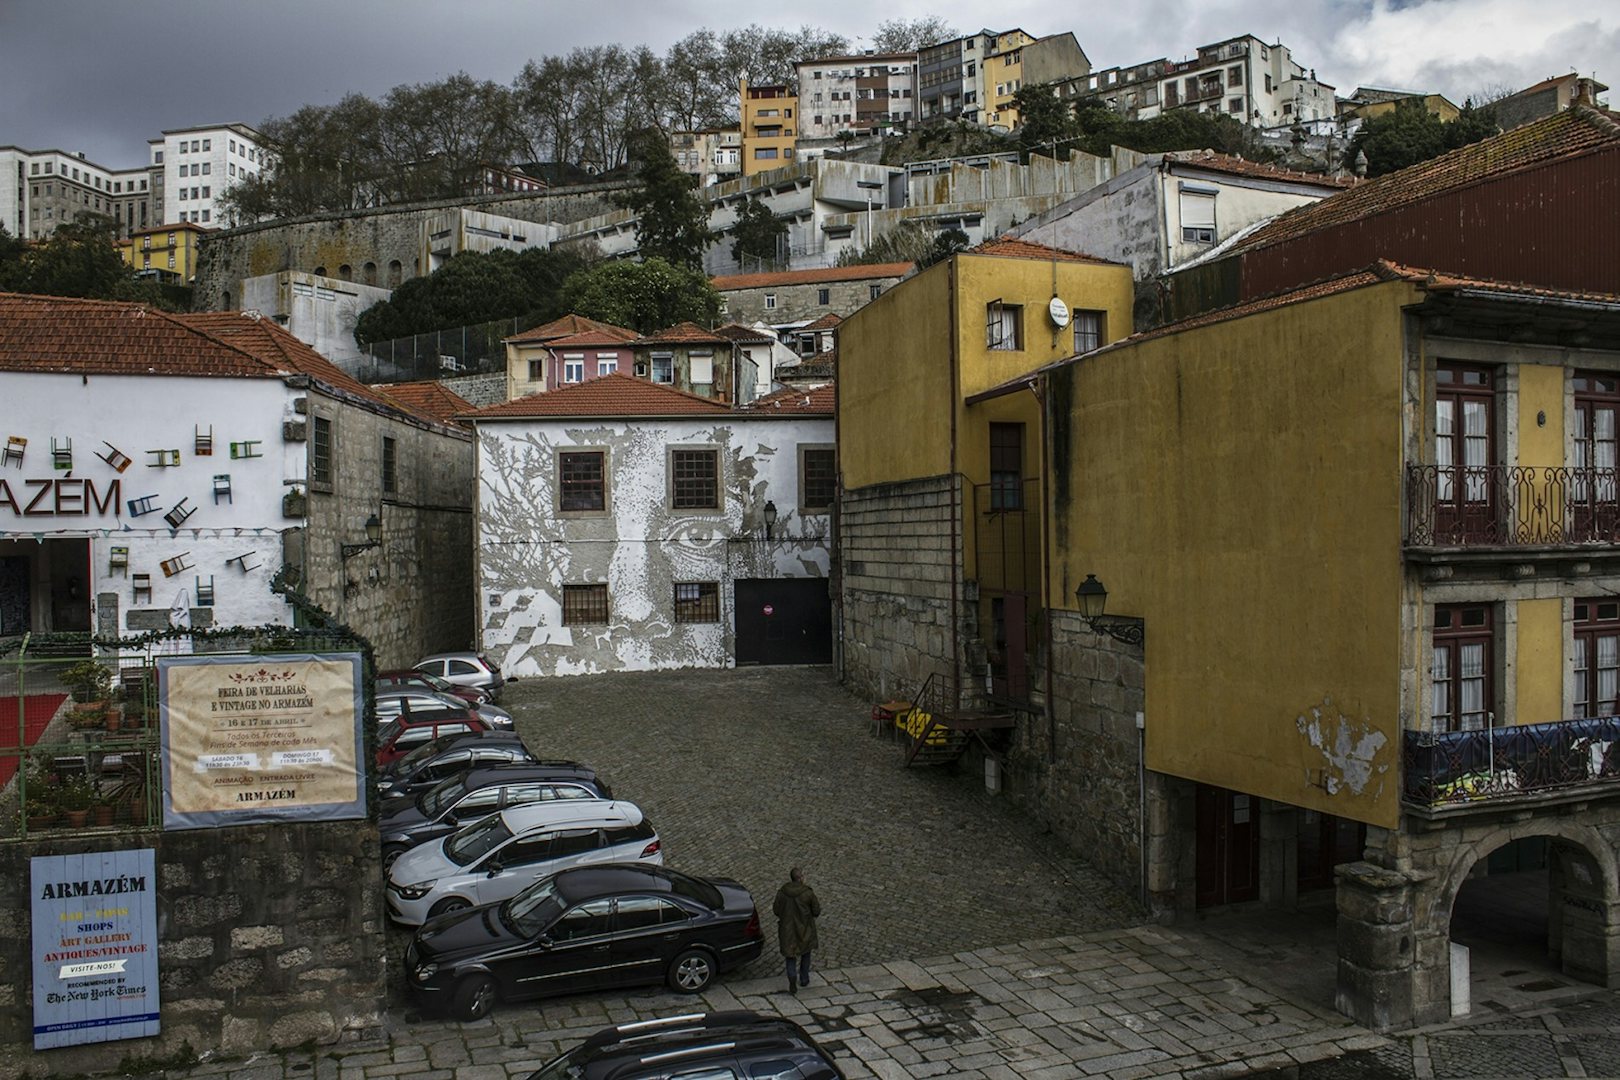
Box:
[1295,697,1390,797]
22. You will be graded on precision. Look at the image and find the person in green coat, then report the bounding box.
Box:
[772,866,821,994]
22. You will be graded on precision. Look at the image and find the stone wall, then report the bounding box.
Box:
[720,275,905,326]
[839,475,963,702]
[440,373,506,409]
[194,183,629,313]
[0,820,385,1078]
[302,389,475,669]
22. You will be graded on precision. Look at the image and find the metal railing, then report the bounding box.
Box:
[1405,465,1620,547]
[1402,714,1620,807]
[348,315,537,385]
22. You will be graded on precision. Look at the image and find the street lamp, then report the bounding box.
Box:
[763,500,778,540]
[1074,574,1143,645]
[855,179,883,250]
[341,512,383,559]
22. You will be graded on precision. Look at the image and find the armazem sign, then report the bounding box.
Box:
[158,653,366,828]
[30,848,159,1049]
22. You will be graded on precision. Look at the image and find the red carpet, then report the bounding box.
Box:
[0,693,69,787]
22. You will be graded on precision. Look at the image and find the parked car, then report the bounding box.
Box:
[386,801,660,926]
[380,762,613,869]
[376,712,494,767]
[376,688,513,729]
[377,668,491,706]
[377,732,539,800]
[405,867,768,1023]
[414,652,503,702]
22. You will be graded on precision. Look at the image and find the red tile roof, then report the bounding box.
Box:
[178,311,403,415]
[798,313,843,332]
[0,293,283,379]
[543,330,637,349]
[505,314,637,345]
[739,383,835,415]
[969,237,1120,264]
[373,380,476,425]
[635,321,734,346]
[712,323,776,342]
[1166,149,1355,188]
[711,262,915,291]
[1228,107,1620,257]
[468,373,732,419]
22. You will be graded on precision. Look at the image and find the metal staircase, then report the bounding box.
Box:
[900,671,1015,768]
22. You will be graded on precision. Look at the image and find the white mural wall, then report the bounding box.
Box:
[0,371,302,638]
[477,414,833,677]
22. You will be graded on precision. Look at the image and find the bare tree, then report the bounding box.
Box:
[871,16,958,53]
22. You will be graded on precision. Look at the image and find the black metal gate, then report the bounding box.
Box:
[733,578,832,665]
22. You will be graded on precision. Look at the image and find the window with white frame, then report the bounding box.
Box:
[650,353,674,383]
[597,354,618,376]
[985,301,1022,350]
[1179,184,1217,244]
[562,355,584,383]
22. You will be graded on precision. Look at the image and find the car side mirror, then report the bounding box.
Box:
[537,933,554,949]
[485,863,502,877]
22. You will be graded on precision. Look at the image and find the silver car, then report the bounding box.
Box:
[376,688,512,730]
[415,652,504,702]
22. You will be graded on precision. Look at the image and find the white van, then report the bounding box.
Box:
[385,801,660,926]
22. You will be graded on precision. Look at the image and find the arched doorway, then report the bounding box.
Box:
[1431,824,1619,1017]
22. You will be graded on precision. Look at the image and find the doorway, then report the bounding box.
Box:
[733,578,832,665]
[1195,784,1260,907]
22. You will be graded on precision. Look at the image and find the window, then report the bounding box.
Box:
[1575,599,1620,718]
[562,584,609,625]
[801,446,836,511]
[1180,185,1217,243]
[869,284,882,300]
[764,293,777,310]
[552,899,613,941]
[1073,310,1105,353]
[989,423,1023,509]
[1228,98,1242,113]
[817,287,830,305]
[382,436,397,494]
[985,301,1022,350]
[670,448,719,509]
[1228,65,1244,87]
[597,355,617,377]
[559,451,605,512]
[673,582,720,623]
[689,351,714,395]
[310,416,333,488]
[563,355,584,383]
[202,162,210,174]
[754,148,778,160]
[651,352,673,383]
[615,896,684,932]
[1572,371,1619,535]
[167,252,176,269]
[1433,604,1493,732]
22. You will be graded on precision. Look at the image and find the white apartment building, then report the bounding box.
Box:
[1,147,158,241]
[1063,35,1335,129]
[671,129,744,187]
[795,53,919,140]
[151,123,271,229]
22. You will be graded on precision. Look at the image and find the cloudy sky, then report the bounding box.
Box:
[2,0,1613,166]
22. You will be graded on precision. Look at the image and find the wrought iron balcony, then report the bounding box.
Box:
[1402,714,1620,808]
[1405,465,1620,547]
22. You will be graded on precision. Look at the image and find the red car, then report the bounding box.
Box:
[375,709,492,766]
[376,669,489,706]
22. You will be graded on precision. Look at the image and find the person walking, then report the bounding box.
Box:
[773,866,820,994]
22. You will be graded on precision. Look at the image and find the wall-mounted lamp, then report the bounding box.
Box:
[763,500,778,541]
[1074,574,1144,645]
[340,512,383,559]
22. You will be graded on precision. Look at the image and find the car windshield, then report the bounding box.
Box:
[394,737,450,773]
[527,1050,586,1080]
[502,876,565,938]
[378,719,404,744]
[444,813,512,867]
[417,672,455,692]
[420,775,468,818]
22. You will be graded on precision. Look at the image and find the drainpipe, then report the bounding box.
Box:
[948,257,962,706]
[833,369,845,682]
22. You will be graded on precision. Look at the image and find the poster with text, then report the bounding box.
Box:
[31,848,159,1049]
[159,653,366,828]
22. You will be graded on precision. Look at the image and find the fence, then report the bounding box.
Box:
[1402,714,1620,807]
[346,315,540,385]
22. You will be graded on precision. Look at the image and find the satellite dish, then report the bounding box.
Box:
[1047,296,1071,329]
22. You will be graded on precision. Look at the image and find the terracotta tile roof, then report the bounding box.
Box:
[504,314,637,345]
[969,237,1121,265]
[467,373,732,420]
[0,293,282,379]
[1381,262,1620,305]
[543,330,636,349]
[1229,107,1620,257]
[711,262,915,291]
[712,323,776,342]
[178,312,402,415]
[739,383,835,415]
[1166,150,1355,188]
[635,321,734,346]
[372,380,475,425]
[798,313,843,332]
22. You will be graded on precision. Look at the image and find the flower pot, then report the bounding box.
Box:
[91,805,115,827]
[105,713,122,733]
[63,809,89,828]
[25,814,56,832]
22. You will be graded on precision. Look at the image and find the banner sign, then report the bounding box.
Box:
[158,653,366,828]
[31,848,159,1049]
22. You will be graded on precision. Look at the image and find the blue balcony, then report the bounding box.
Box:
[1402,714,1620,808]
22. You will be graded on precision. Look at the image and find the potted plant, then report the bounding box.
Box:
[58,776,94,828]
[23,785,58,832]
[62,660,114,717]
[91,784,116,827]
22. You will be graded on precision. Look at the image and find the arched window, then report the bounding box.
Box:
[338,264,352,281]
[388,260,403,286]
[313,265,326,277]
[363,261,377,286]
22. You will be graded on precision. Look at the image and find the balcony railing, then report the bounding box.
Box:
[1405,465,1620,547]
[1402,714,1620,808]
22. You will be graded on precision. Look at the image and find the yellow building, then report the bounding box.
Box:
[740,78,799,177]
[984,30,1034,129]
[117,222,208,285]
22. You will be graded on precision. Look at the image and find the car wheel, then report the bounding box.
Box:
[451,973,497,1021]
[668,948,715,993]
[382,846,407,872]
[429,897,471,919]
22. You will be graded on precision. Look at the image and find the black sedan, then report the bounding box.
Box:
[378,732,537,800]
[380,762,613,868]
[404,864,765,1021]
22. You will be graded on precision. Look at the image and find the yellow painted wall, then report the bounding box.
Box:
[1517,362,1566,466]
[1514,598,1564,727]
[1046,279,1418,828]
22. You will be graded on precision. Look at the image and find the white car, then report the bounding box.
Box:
[385,801,661,926]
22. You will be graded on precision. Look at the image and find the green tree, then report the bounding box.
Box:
[0,215,164,303]
[1013,83,1081,155]
[729,197,787,268]
[353,246,590,345]
[1348,98,1498,178]
[617,129,715,268]
[559,257,720,332]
